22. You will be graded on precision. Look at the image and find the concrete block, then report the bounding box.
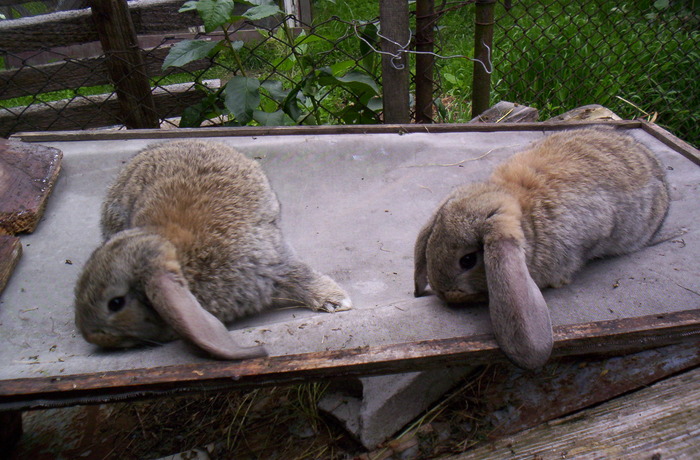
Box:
[319,366,473,448]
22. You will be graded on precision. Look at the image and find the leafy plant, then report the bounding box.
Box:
[163,0,382,127]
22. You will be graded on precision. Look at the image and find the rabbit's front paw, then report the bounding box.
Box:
[319,296,353,313]
[309,275,353,312]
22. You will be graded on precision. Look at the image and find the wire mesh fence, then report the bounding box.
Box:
[0,0,697,144]
[489,0,699,143]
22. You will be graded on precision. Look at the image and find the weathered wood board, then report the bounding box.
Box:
[0,139,62,294]
[454,365,700,459]
[0,121,698,410]
[0,235,22,294]
[0,139,63,234]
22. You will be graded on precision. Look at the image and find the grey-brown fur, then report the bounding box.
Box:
[414,127,670,369]
[75,140,351,359]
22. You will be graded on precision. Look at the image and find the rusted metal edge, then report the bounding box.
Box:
[1,309,698,410]
[639,120,700,166]
[9,120,645,142]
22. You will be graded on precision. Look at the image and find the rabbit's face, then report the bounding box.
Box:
[74,231,179,348]
[425,205,489,305]
[417,184,524,305]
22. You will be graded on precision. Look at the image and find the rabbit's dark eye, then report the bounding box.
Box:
[459,252,478,271]
[107,296,126,312]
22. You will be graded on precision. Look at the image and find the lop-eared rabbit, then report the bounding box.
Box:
[75,140,351,359]
[414,127,669,369]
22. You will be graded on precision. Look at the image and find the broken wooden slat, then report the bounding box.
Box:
[0,309,698,410]
[0,139,62,234]
[543,103,622,123]
[0,235,22,294]
[454,366,700,459]
[471,340,700,438]
[469,101,539,123]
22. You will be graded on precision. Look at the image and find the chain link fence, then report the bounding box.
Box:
[490,0,698,143]
[1,1,698,144]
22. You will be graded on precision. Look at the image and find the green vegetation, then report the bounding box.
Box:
[163,0,382,126]
[1,0,697,142]
[491,0,699,143]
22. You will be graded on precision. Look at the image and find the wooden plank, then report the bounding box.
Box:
[379,0,410,123]
[0,235,22,294]
[91,0,159,129]
[0,7,100,53]
[0,80,219,136]
[464,341,700,439]
[471,0,495,118]
[8,120,652,143]
[415,0,435,123]
[641,119,700,166]
[0,139,62,234]
[0,309,698,410]
[0,41,214,100]
[12,122,697,168]
[0,0,290,54]
[0,0,199,53]
[454,366,700,459]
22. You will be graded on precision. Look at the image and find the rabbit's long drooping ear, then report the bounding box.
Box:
[414,214,437,297]
[145,271,267,360]
[484,238,552,370]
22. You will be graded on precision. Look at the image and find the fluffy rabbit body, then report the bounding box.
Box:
[414,127,669,369]
[75,140,351,359]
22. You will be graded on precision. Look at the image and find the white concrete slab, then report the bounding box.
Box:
[0,128,698,383]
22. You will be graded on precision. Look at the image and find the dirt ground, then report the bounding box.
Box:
[8,366,501,460]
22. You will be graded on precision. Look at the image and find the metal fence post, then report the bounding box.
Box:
[379,0,410,124]
[90,0,159,129]
[415,0,435,123]
[471,0,496,119]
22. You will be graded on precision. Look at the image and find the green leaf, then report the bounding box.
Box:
[653,0,670,10]
[178,1,198,13]
[162,40,219,70]
[358,23,379,72]
[443,73,458,85]
[329,60,356,76]
[180,94,220,127]
[261,80,289,102]
[197,0,235,33]
[253,110,295,126]
[282,87,304,121]
[317,69,380,97]
[246,0,277,6]
[224,76,260,124]
[367,97,383,111]
[243,5,281,21]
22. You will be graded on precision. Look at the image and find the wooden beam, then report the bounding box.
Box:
[456,367,700,459]
[0,0,199,53]
[0,42,212,100]
[9,120,650,143]
[0,81,219,136]
[471,0,496,118]
[415,0,435,123]
[379,0,410,123]
[90,0,159,129]
[0,309,698,410]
